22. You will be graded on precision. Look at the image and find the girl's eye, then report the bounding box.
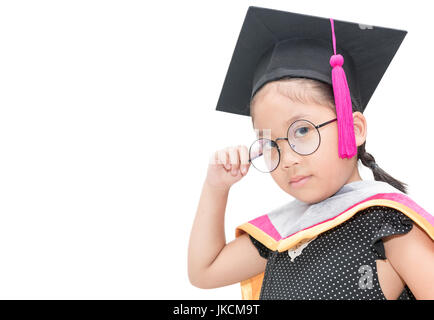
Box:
[295,126,309,137]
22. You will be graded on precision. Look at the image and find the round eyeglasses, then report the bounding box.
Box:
[249,118,337,173]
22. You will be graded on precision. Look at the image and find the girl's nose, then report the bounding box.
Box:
[278,140,302,169]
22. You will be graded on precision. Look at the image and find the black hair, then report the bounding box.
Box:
[357,142,408,194]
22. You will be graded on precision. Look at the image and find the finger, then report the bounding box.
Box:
[228,147,240,169]
[218,149,230,170]
[239,145,250,175]
[227,147,240,175]
[250,139,264,160]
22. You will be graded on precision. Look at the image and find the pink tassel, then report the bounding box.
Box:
[329,19,357,159]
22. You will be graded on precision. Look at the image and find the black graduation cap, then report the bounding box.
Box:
[215,6,407,159]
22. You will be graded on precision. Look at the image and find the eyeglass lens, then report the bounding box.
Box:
[249,120,320,172]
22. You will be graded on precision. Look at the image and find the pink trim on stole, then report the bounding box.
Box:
[368,193,434,226]
[280,192,434,241]
[249,215,281,241]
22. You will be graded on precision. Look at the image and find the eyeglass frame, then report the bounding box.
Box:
[249,117,338,173]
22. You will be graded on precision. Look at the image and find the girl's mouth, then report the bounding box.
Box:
[290,175,312,188]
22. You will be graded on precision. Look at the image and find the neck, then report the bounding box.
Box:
[346,167,363,184]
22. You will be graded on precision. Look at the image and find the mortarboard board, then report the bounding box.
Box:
[215,6,407,159]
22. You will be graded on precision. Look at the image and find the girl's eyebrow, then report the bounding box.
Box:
[285,113,310,125]
[255,113,311,136]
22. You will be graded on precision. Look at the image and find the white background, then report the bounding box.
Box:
[0,0,432,299]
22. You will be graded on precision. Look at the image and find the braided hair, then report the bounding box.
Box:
[357,142,408,194]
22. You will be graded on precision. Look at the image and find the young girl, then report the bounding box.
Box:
[188,6,434,300]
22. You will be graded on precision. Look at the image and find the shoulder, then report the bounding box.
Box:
[383,219,434,263]
[382,215,434,299]
[337,205,412,242]
[248,234,272,260]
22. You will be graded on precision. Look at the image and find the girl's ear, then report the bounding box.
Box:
[353,111,367,147]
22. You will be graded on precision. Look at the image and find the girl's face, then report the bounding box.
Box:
[252,85,366,204]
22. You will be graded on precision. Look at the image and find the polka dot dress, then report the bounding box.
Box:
[249,206,415,300]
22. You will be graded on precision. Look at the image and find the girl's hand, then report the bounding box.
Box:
[205,145,251,190]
